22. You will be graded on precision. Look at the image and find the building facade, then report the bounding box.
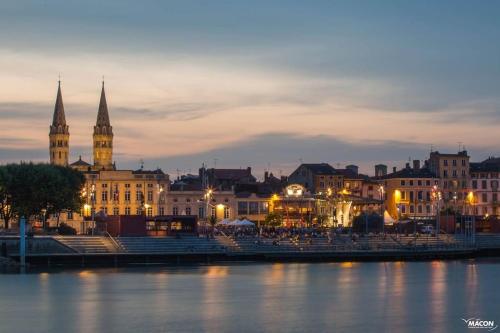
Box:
[378,161,440,220]
[48,81,169,233]
[470,157,500,216]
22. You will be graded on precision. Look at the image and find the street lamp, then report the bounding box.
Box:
[378,185,385,233]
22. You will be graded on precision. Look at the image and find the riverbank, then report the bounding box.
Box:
[3,234,500,268]
[8,247,490,268]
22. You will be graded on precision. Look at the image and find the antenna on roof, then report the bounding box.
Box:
[139,159,144,170]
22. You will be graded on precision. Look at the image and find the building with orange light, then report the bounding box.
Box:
[377,161,439,220]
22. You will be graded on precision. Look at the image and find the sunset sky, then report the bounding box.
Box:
[1,1,499,178]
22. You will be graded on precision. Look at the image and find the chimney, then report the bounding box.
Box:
[346,164,359,175]
[375,164,387,177]
[405,162,410,169]
[264,171,269,181]
[393,166,397,173]
[413,160,420,170]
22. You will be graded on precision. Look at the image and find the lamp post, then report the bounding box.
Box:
[90,183,96,236]
[379,185,385,234]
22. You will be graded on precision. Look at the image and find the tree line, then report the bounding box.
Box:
[0,163,85,229]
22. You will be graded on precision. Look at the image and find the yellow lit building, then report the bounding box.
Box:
[48,81,169,233]
[378,161,440,220]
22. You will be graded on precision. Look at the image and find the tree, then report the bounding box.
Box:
[0,163,85,229]
[0,167,14,229]
[264,212,283,226]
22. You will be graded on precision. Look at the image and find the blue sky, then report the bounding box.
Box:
[1,1,499,177]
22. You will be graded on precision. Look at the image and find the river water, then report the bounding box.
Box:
[1,259,499,333]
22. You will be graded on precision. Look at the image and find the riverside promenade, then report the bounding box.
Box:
[3,233,500,267]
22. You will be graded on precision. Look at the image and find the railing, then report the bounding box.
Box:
[104,231,124,252]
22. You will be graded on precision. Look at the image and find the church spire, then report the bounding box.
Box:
[50,80,68,132]
[93,79,113,170]
[49,80,69,166]
[96,80,111,128]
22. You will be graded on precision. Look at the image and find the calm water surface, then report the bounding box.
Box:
[1,259,499,333]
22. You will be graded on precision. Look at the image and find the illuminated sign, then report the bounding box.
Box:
[286,184,305,197]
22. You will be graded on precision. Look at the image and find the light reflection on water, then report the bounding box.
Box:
[1,259,499,333]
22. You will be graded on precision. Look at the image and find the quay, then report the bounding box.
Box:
[2,233,500,267]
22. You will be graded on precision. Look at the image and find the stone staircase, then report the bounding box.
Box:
[116,236,229,254]
[54,236,117,253]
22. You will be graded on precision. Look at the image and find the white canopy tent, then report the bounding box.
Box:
[383,211,396,225]
[217,218,232,225]
[228,219,255,226]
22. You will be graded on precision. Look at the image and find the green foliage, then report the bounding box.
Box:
[208,215,217,227]
[0,163,85,228]
[264,212,283,226]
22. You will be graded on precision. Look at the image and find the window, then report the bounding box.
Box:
[452,160,457,166]
[417,191,423,200]
[462,159,466,166]
[186,198,191,202]
[211,207,216,218]
[319,181,325,189]
[417,180,422,186]
[172,207,179,215]
[136,184,142,188]
[125,190,131,202]
[101,191,108,202]
[224,206,230,219]
[147,207,153,217]
[113,207,119,215]
[482,180,487,189]
[238,201,248,215]
[259,202,269,214]
[472,180,477,189]
[401,205,406,214]
[443,170,448,177]
[426,180,431,186]
[426,205,431,214]
[492,180,499,191]
[409,180,414,186]
[409,191,414,201]
[136,207,142,215]
[426,191,431,201]
[482,193,488,203]
[493,193,498,203]
[452,170,457,177]
[136,190,143,202]
[125,207,131,215]
[125,183,130,188]
[417,205,422,214]
[185,207,191,215]
[249,202,258,214]
[67,211,73,220]
[444,160,448,166]
[159,207,165,215]
[410,205,415,214]
[401,180,406,186]
[147,191,153,202]
[147,183,153,188]
[198,207,205,218]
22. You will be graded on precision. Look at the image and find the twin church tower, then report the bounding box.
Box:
[49,81,114,170]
